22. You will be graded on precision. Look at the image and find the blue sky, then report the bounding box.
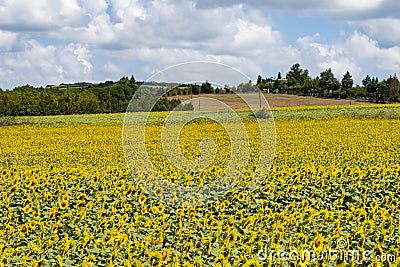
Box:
[0,0,399,89]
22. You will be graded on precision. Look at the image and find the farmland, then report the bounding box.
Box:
[168,93,371,110]
[1,105,400,266]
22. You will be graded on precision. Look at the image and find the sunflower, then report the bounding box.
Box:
[361,220,375,235]
[381,216,392,230]
[125,204,132,212]
[157,204,165,214]
[41,221,48,228]
[9,185,18,194]
[237,192,245,202]
[32,209,41,219]
[50,235,58,242]
[44,192,52,201]
[297,255,309,267]
[226,230,238,245]
[219,200,228,212]
[62,193,69,202]
[313,235,325,253]
[23,203,32,214]
[193,257,202,267]
[371,260,381,267]
[151,206,158,214]
[161,248,172,264]
[29,220,37,229]
[59,200,69,210]
[155,188,163,197]
[18,224,28,235]
[148,251,163,267]
[139,194,147,205]
[242,259,261,267]
[176,208,184,217]
[83,201,92,210]
[335,250,346,267]
[77,193,87,201]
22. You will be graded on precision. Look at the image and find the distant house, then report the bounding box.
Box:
[266,77,287,83]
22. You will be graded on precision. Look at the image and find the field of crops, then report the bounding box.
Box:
[1,105,400,266]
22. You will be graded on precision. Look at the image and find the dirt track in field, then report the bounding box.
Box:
[168,93,370,110]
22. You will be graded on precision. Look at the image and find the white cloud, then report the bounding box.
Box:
[297,34,357,78]
[344,32,400,71]
[70,44,93,74]
[297,31,400,83]
[77,0,108,15]
[0,30,18,51]
[0,0,88,31]
[0,0,399,89]
[102,62,121,73]
[195,0,386,16]
[350,18,400,47]
[0,40,60,88]
[333,0,384,13]
[0,40,96,89]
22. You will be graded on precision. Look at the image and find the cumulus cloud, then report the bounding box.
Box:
[350,18,400,47]
[0,40,94,89]
[194,0,385,16]
[0,0,399,89]
[0,0,88,31]
[296,34,362,79]
[102,62,121,74]
[0,30,18,51]
[57,0,300,79]
[297,31,400,83]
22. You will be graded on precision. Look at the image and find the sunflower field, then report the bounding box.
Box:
[0,105,400,266]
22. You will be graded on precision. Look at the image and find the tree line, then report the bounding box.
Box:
[1,64,399,116]
[0,76,192,116]
[256,63,400,103]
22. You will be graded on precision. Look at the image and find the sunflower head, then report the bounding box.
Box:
[155,188,163,197]
[50,235,58,242]
[313,235,325,251]
[18,224,28,235]
[78,193,87,201]
[335,251,346,267]
[62,193,69,202]
[161,248,172,264]
[23,204,32,214]
[242,259,261,267]
[59,200,69,210]
[193,257,202,267]
[139,194,147,205]
[29,220,37,229]
[9,185,18,194]
[148,251,163,267]
[157,204,165,214]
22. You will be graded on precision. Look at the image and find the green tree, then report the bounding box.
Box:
[200,81,214,94]
[376,79,389,102]
[302,77,320,96]
[363,76,379,101]
[341,70,354,100]
[341,71,353,91]
[237,81,258,93]
[362,75,371,88]
[286,63,310,87]
[190,84,201,95]
[256,75,263,86]
[319,68,340,95]
[388,74,400,102]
